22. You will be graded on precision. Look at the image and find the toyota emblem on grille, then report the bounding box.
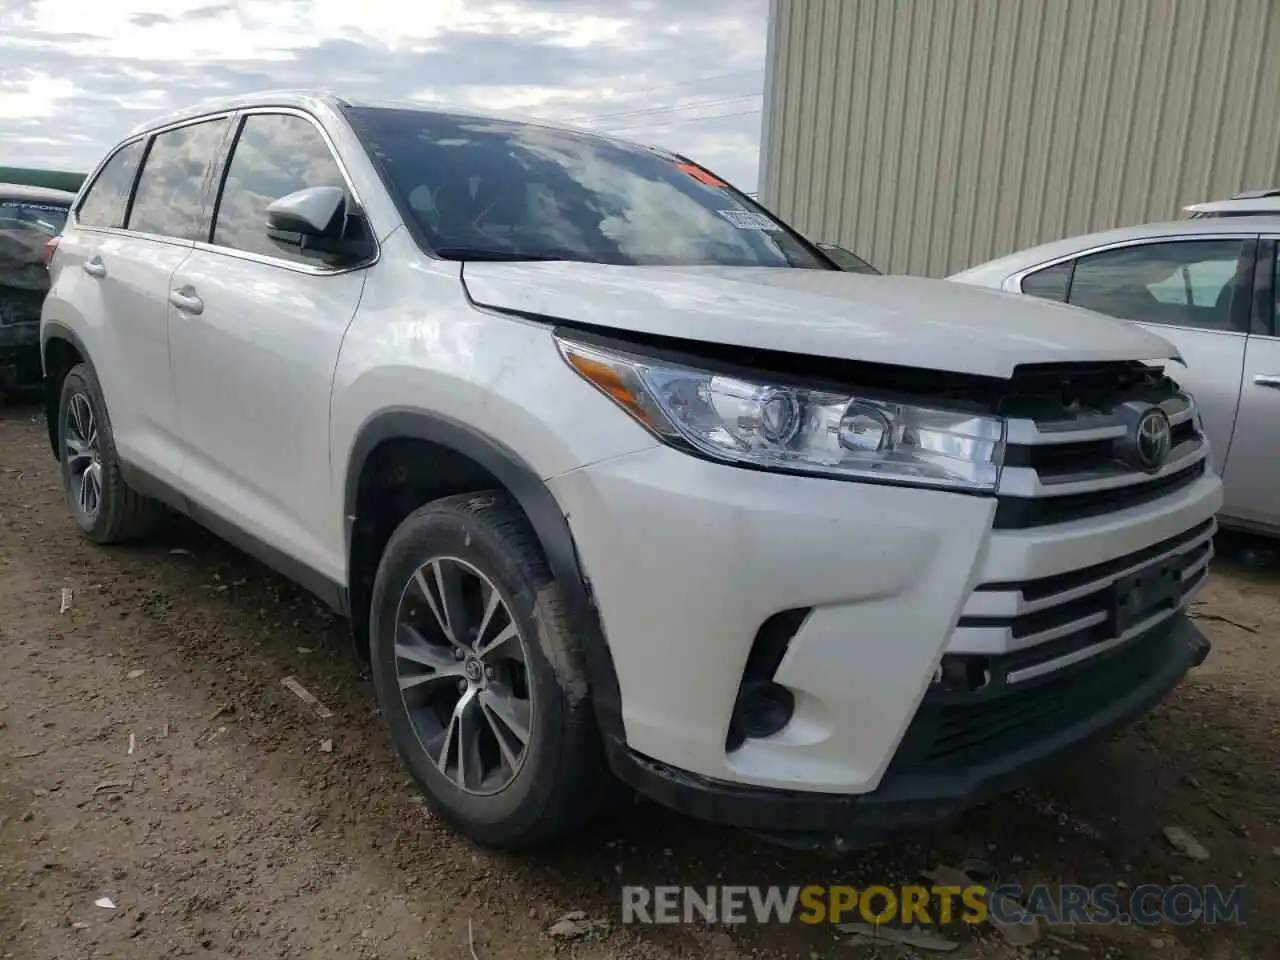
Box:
[1134,407,1172,471]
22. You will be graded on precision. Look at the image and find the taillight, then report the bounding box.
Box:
[42,236,59,268]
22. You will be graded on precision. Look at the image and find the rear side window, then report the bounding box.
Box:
[1066,239,1248,331]
[1020,260,1072,300]
[211,113,348,264]
[77,140,145,229]
[128,117,231,241]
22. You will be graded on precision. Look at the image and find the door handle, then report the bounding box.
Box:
[1253,374,1280,389]
[168,287,204,315]
[82,257,106,279]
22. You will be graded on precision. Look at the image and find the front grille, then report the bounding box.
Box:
[945,518,1213,680]
[1003,419,1198,476]
[994,365,1210,528]
[994,461,1206,527]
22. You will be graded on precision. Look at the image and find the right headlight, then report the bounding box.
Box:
[557,336,1006,492]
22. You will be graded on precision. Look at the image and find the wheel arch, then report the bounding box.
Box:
[343,408,625,741]
[40,321,92,459]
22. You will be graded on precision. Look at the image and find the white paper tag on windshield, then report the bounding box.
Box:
[717,209,780,231]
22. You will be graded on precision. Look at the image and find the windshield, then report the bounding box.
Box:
[346,106,829,269]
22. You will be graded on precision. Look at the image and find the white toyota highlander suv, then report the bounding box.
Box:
[41,91,1221,851]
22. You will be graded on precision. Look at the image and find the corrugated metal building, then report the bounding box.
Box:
[759,0,1280,277]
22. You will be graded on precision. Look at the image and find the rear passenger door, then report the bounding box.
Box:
[1017,235,1256,476]
[168,110,369,579]
[52,117,231,486]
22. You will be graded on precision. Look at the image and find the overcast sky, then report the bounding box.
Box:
[0,0,769,190]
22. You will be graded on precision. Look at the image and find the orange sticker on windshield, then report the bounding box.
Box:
[677,162,727,187]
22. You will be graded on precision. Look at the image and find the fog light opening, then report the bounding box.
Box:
[730,681,796,745]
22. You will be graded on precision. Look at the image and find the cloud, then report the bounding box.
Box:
[0,0,768,190]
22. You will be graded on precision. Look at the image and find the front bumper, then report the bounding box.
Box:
[552,443,1220,797]
[605,613,1208,848]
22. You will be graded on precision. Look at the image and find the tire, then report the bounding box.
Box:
[57,363,162,543]
[369,491,611,848]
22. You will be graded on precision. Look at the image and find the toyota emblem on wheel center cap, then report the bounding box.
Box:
[1134,407,1173,471]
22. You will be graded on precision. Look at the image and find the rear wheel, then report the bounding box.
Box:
[369,491,610,848]
[57,363,161,542]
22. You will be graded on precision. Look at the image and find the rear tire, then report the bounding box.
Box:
[369,491,611,848]
[57,363,162,543]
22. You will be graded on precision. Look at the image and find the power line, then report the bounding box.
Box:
[573,93,762,126]
[605,107,763,135]
[561,68,762,121]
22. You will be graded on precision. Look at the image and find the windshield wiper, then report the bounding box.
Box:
[434,247,571,262]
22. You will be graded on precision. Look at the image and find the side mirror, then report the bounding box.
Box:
[264,185,376,263]
[266,186,346,237]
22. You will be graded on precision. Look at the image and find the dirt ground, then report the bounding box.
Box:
[1,400,1278,960]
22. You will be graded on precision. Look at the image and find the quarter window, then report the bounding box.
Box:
[211,113,348,264]
[1066,240,1249,331]
[1020,260,1071,301]
[77,140,145,229]
[128,117,230,240]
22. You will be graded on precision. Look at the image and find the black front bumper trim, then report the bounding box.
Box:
[604,614,1209,847]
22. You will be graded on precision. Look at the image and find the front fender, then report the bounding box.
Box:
[341,406,628,741]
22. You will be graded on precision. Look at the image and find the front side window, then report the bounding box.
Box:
[128,117,231,240]
[346,106,829,268]
[1066,239,1249,331]
[211,113,348,264]
[77,139,145,229]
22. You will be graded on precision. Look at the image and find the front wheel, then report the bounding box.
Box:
[57,363,161,542]
[369,491,611,848]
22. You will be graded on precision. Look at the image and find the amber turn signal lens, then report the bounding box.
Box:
[564,351,656,428]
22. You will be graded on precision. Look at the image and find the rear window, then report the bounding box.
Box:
[0,200,69,279]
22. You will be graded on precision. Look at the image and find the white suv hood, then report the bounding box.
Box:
[461,262,1180,379]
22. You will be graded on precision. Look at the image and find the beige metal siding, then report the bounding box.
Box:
[761,0,1280,277]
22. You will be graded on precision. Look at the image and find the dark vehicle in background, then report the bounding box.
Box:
[1,183,73,392]
[815,240,879,274]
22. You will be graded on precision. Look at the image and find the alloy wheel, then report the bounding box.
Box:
[394,556,533,795]
[64,392,102,520]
